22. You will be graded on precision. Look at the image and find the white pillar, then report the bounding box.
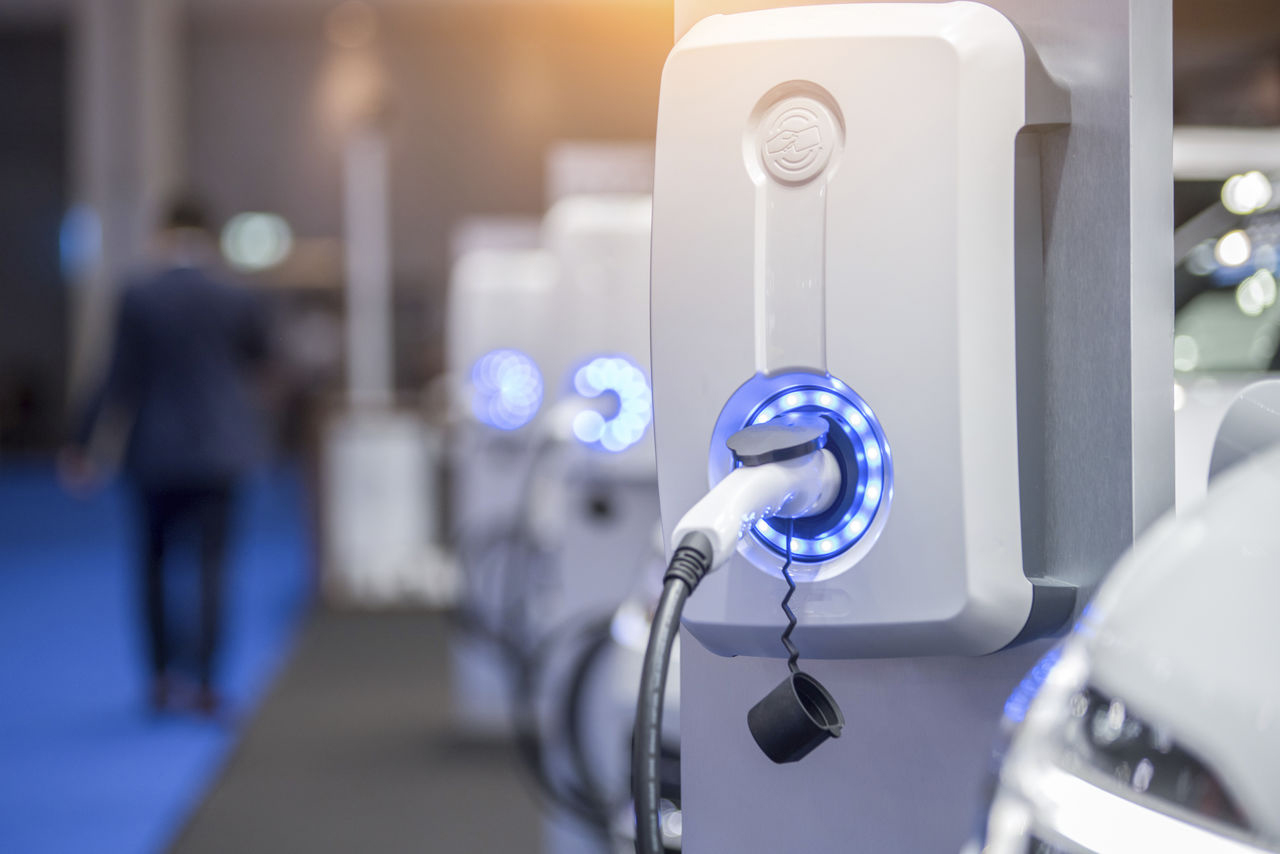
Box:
[343,122,395,409]
[137,0,184,232]
[68,0,183,400]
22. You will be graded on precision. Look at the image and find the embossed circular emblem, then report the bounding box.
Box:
[759,96,837,185]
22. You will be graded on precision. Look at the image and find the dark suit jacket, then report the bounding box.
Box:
[78,263,269,488]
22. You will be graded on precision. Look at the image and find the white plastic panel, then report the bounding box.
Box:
[651,2,1035,658]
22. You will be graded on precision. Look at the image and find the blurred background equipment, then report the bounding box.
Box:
[441,142,673,852]
[1,1,674,851]
[444,239,560,737]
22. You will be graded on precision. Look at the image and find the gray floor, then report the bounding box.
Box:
[171,610,544,854]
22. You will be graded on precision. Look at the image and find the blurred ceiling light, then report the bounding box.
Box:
[1173,334,1200,373]
[1221,171,1273,216]
[1214,229,1252,267]
[1173,382,1186,412]
[1235,269,1277,317]
[319,44,386,131]
[221,212,294,272]
[327,1,378,50]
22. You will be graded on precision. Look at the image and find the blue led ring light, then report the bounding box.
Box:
[571,356,653,453]
[471,349,543,431]
[712,372,892,565]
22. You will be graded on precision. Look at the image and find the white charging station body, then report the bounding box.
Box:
[445,248,564,734]
[447,247,565,545]
[534,195,662,638]
[542,194,658,477]
[531,196,667,854]
[447,248,564,420]
[652,1,1067,659]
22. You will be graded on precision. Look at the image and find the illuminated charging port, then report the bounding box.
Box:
[731,374,892,562]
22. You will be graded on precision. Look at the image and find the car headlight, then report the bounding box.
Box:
[973,644,1273,854]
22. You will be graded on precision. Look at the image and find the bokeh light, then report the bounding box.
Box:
[571,356,651,453]
[1221,171,1273,216]
[1235,269,1277,317]
[471,349,543,431]
[220,212,294,272]
[1214,229,1252,267]
[59,203,102,279]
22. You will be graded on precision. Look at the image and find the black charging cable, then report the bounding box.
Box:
[632,531,714,854]
[511,616,616,838]
[633,415,843,851]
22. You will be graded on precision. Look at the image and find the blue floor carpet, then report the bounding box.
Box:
[0,464,312,854]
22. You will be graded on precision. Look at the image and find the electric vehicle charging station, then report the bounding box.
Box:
[538,194,660,625]
[446,196,671,853]
[653,2,1075,661]
[446,244,566,560]
[445,246,562,734]
[542,193,655,479]
[638,1,1173,851]
[447,197,657,645]
[534,194,667,854]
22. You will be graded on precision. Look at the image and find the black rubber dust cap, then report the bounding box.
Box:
[727,413,829,467]
[747,671,844,764]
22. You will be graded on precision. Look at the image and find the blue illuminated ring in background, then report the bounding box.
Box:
[734,374,892,563]
[570,356,653,453]
[471,349,543,431]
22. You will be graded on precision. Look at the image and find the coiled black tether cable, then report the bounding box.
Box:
[778,520,800,673]
[633,531,714,854]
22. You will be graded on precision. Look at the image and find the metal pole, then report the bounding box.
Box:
[342,122,394,409]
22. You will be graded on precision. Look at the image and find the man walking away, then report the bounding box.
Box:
[64,197,270,716]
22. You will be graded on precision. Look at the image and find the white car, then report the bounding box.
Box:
[970,440,1280,853]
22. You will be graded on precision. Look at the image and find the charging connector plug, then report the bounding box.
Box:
[633,414,843,853]
[671,448,840,573]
